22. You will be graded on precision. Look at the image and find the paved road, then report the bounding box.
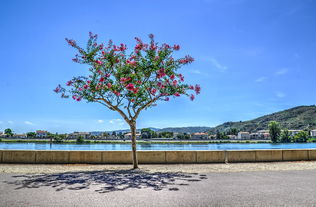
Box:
[1,169,316,206]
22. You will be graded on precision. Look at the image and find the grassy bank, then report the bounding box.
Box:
[0,139,271,144]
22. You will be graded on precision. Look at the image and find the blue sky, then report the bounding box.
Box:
[1,0,316,133]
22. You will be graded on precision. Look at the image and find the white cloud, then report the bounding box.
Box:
[8,121,13,124]
[24,121,34,125]
[275,68,288,76]
[190,69,202,74]
[97,120,104,123]
[109,119,124,126]
[255,77,267,83]
[276,92,286,98]
[209,58,228,71]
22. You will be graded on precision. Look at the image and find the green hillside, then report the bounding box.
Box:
[158,126,212,133]
[209,105,316,133]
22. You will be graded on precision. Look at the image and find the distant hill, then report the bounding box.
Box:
[208,105,316,134]
[99,126,211,134]
[158,126,212,133]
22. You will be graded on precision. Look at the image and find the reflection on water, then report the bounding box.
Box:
[1,142,316,151]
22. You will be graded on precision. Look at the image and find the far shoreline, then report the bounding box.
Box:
[0,138,273,144]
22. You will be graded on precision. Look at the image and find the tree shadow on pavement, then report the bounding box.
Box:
[5,170,207,193]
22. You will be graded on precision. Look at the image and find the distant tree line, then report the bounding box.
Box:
[268,121,312,143]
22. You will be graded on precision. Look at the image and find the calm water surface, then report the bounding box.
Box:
[1,142,316,150]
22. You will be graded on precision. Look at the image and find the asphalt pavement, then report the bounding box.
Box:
[1,169,316,206]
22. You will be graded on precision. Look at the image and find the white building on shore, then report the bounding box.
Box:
[124,132,141,139]
[36,130,48,138]
[237,132,250,139]
[191,132,208,139]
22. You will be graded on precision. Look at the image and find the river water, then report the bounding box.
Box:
[1,142,316,150]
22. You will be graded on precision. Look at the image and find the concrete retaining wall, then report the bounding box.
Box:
[0,149,315,164]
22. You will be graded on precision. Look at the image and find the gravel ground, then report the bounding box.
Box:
[2,161,316,174]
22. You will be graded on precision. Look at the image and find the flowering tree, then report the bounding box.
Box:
[54,33,201,168]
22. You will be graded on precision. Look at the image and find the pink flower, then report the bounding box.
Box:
[170,74,175,80]
[107,83,112,88]
[174,92,180,97]
[87,80,91,84]
[179,74,184,82]
[126,60,137,66]
[79,88,83,91]
[119,43,127,51]
[173,45,180,50]
[189,85,194,90]
[99,77,105,82]
[190,94,195,101]
[105,74,111,78]
[172,80,178,86]
[163,44,171,49]
[179,55,194,64]
[95,60,103,65]
[53,86,61,93]
[84,85,89,89]
[65,38,76,46]
[135,44,142,50]
[195,84,201,95]
[72,95,77,100]
[165,97,170,101]
[151,88,157,95]
[120,77,131,83]
[157,68,166,78]
[133,87,139,94]
[76,97,81,101]
[150,43,157,50]
[126,83,135,90]
[66,81,73,86]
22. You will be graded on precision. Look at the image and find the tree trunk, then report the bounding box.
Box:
[130,121,138,169]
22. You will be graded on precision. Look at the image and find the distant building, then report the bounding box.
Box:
[256,130,270,139]
[288,130,302,136]
[257,130,269,134]
[227,135,237,139]
[36,130,48,138]
[13,134,27,138]
[262,133,270,139]
[191,132,208,139]
[68,132,90,139]
[311,130,316,138]
[250,133,260,139]
[237,132,250,139]
[124,132,141,139]
[89,132,103,136]
[173,132,179,139]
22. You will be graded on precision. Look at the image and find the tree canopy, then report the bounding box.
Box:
[54,33,200,123]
